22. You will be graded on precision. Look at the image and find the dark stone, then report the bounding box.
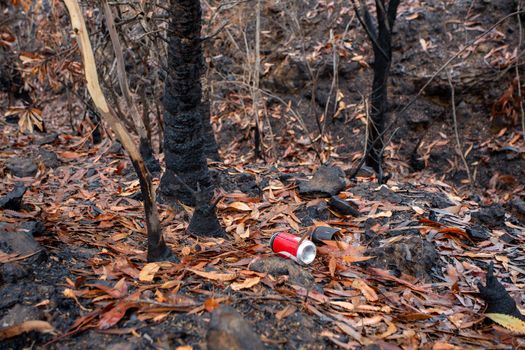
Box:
[278,172,306,182]
[328,196,360,216]
[0,288,20,310]
[510,197,525,223]
[0,228,45,264]
[38,149,61,169]
[375,186,404,204]
[86,168,97,178]
[429,193,454,209]
[298,165,346,198]
[473,204,506,227]
[0,184,26,210]
[250,256,316,289]
[499,233,518,244]
[478,262,525,321]
[213,170,261,198]
[364,236,439,282]
[206,306,265,350]
[466,225,491,241]
[6,157,38,178]
[35,132,58,145]
[0,262,30,283]
[109,141,124,155]
[406,110,431,126]
[21,221,46,236]
[295,201,331,226]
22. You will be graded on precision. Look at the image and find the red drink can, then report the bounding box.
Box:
[269,232,316,265]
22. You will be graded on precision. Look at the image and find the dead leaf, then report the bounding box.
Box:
[98,301,137,329]
[0,320,56,341]
[63,288,90,311]
[328,256,337,277]
[227,202,252,211]
[331,301,355,311]
[188,269,237,282]
[342,255,374,263]
[485,313,525,334]
[230,276,261,291]
[275,305,296,321]
[352,279,378,302]
[59,151,88,159]
[204,298,220,312]
[139,263,161,282]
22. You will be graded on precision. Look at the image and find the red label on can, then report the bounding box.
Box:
[270,232,301,261]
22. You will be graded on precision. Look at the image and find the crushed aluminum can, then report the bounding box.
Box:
[269,232,317,265]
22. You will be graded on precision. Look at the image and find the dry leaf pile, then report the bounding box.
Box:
[2,0,525,349]
[1,120,525,348]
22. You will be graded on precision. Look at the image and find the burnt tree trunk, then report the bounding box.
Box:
[160,0,222,237]
[160,0,210,205]
[353,0,400,183]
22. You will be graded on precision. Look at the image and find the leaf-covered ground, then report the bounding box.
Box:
[1,0,525,349]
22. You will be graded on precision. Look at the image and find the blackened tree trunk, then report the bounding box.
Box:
[353,0,400,183]
[160,0,222,237]
[160,0,211,205]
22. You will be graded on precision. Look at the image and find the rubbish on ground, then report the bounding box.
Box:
[270,232,316,265]
[311,226,341,244]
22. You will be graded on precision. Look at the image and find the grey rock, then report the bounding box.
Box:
[35,132,58,145]
[6,157,38,177]
[0,229,45,264]
[0,262,30,283]
[364,236,439,282]
[0,304,45,328]
[298,165,346,198]
[473,204,506,227]
[250,256,316,289]
[206,306,265,350]
[295,201,331,226]
[0,184,26,210]
[466,225,491,241]
[39,149,61,168]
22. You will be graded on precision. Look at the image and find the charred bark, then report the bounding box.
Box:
[160,0,211,206]
[160,0,223,237]
[353,0,400,183]
[131,158,171,261]
[139,137,161,176]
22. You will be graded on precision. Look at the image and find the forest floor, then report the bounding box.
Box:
[1,0,525,349]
